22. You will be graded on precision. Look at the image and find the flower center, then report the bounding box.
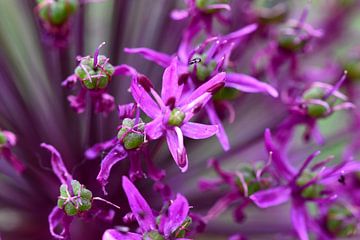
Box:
[168,108,185,126]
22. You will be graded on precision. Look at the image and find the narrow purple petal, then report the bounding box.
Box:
[103,229,142,240]
[41,143,72,185]
[118,103,136,119]
[205,102,230,151]
[180,72,226,107]
[166,128,188,172]
[96,144,128,194]
[291,202,309,240]
[161,57,180,105]
[161,194,190,237]
[264,129,296,180]
[319,160,360,184]
[145,117,164,140]
[221,24,258,42]
[93,42,106,67]
[124,48,172,68]
[49,206,72,239]
[225,73,278,97]
[61,74,78,88]
[67,89,86,114]
[122,176,156,232]
[203,191,239,223]
[131,77,161,119]
[85,138,117,160]
[250,186,291,208]
[180,122,218,139]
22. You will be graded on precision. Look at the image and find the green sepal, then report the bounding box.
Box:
[57,198,65,209]
[78,199,92,212]
[117,118,145,150]
[278,32,306,52]
[80,188,93,200]
[123,133,145,150]
[71,180,81,195]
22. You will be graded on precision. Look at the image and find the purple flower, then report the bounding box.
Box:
[250,129,360,240]
[130,58,223,172]
[62,42,135,114]
[103,176,192,240]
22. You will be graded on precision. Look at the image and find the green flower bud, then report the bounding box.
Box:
[168,108,185,126]
[195,0,229,13]
[296,171,323,199]
[75,55,114,90]
[0,131,7,145]
[254,0,288,25]
[213,87,239,100]
[278,31,307,52]
[38,0,78,26]
[64,202,78,216]
[117,118,145,150]
[235,164,271,196]
[344,60,360,81]
[326,204,357,237]
[57,180,93,216]
[188,54,217,81]
[144,231,165,240]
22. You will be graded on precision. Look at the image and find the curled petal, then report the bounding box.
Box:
[166,128,188,172]
[85,138,117,160]
[96,144,128,194]
[124,48,172,68]
[67,89,86,114]
[94,93,115,114]
[122,176,156,232]
[49,206,72,239]
[103,229,142,240]
[250,186,291,208]
[61,74,78,88]
[41,143,72,185]
[181,122,218,139]
[291,202,309,240]
[225,73,278,97]
[161,194,190,237]
[0,147,26,173]
[113,64,137,76]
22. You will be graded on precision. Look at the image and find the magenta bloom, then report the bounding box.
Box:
[131,58,223,172]
[103,176,191,240]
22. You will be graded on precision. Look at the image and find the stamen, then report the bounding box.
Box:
[93,197,121,210]
[323,71,347,100]
[93,42,106,68]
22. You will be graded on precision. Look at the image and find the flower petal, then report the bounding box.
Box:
[85,138,117,160]
[205,102,230,151]
[161,57,181,105]
[96,144,128,194]
[122,176,156,232]
[145,117,164,140]
[221,24,257,42]
[40,143,72,185]
[103,229,142,240]
[48,206,72,240]
[124,48,172,68]
[291,202,309,240]
[161,194,190,237]
[226,73,278,97]
[181,122,218,139]
[113,64,137,76]
[130,76,161,119]
[166,128,188,172]
[264,129,296,180]
[250,186,291,208]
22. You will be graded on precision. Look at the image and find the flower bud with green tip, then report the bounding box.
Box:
[37,0,78,26]
[75,55,115,90]
[0,131,7,145]
[188,54,217,81]
[236,163,272,196]
[57,180,93,216]
[117,118,145,150]
[195,0,229,13]
[296,170,323,199]
[168,108,186,127]
[326,204,357,237]
[277,27,308,52]
[253,0,289,25]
